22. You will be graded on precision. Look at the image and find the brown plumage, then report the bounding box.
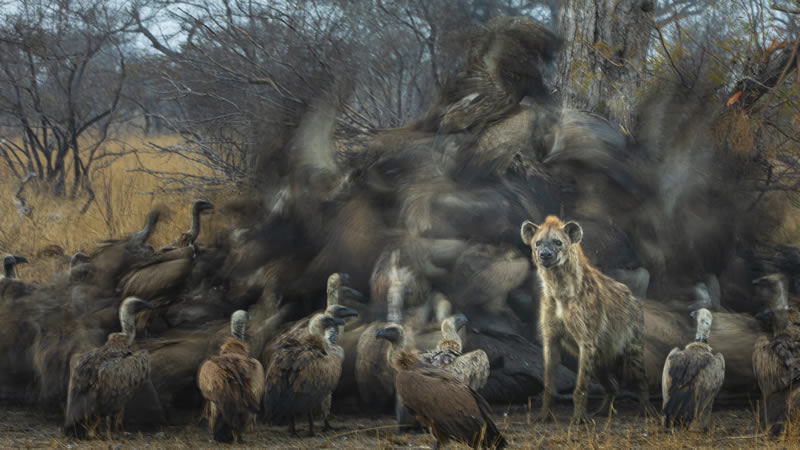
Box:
[411,16,561,134]
[64,297,153,438]
[376,324,506,449]
[263,313,345,436]
[752,278,800,435]
[419,314,490,391]
[661,309,725,430]
[198,310,264,443]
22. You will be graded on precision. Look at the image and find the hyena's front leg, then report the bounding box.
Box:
[535,331,561,423]
[571,342,595,426]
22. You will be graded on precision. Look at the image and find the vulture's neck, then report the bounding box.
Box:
[389,343,419,371]
[185,208,202,243]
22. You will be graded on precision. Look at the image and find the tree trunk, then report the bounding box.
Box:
[555,0,656,130]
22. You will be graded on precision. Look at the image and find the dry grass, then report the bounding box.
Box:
[0,402,798,449]
[0,135,235,281]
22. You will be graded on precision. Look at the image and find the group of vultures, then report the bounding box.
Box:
[3,16,800,448]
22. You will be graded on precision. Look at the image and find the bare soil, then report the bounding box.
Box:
[0,399,790,449]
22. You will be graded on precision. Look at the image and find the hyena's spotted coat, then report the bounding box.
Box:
[521,215,650,425]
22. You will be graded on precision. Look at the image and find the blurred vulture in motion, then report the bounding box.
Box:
[0,255,32,304]
[411,16,560,134]
[661,308,725,430]
[64,297,153,438]
[169,199,215,248]
[117,200,215,331]
[263,313,346,436]
[89,206,164,294]
[419,314,490,390]
[752,275,800,435]
[198,310,264,443]
[376,324,506,449]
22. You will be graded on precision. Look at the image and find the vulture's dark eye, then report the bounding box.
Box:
[554,240,563,247]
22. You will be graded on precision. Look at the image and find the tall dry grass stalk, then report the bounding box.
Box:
[0,135,234,281]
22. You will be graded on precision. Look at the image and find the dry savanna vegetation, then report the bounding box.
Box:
[0,135,231,281]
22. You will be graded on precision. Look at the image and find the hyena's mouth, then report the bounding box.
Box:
[537,258,559,268]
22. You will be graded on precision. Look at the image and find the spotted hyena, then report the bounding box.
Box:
[521,215,650,425]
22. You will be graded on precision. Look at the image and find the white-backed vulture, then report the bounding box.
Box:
[661,308,725,430]
[355,253,412,410]
[169,199,215,249]
[753,277,800,435]
[88,206,164,294]
[376,324,506,449]
[64,297,153,438]
[116,201,216,333]
[198,310,264,443]
[0,255,32,304]
[263,313,345,436]
[419,314,490,390]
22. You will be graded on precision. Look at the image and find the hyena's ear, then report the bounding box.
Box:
[563,221,583,244]
[520,220,538,246]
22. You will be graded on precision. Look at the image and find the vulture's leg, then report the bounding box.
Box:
[307,413,315,437]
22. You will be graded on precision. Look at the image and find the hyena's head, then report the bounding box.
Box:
[520,215,583,269]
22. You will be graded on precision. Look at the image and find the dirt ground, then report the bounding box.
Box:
[0,399,793,449]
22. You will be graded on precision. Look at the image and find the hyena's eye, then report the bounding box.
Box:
[535,240,542,247]
[554,239,563,247]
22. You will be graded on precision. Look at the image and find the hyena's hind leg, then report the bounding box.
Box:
[592,368,618,418]
[625,339,654,417]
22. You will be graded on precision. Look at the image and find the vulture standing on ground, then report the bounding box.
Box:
[661,308,725,430]
[64,297,153,438]
[262,313,346,436]
[376,324,506,449]
[0,255,32,303]
[753,274,800,435]
[197,310,264,443]
[117,200,215,331]
[419,314,490,390]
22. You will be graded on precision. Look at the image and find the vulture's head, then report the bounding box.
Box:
[193,199,216,215]
[690,308,713,343]
[376,323,408,349]
[231,310,248,340]
[325,304,360,320]
[3,254,28,279]
[119,297,153,343]
[308,313,345,337]
[326,272,365,305]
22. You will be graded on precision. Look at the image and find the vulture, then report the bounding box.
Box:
[661,308,725,430]
[169,199,215,248]
[0,255,32,303]
[376,324,506,449]
[89,206,164,294]
[117,200,215,332]
[197,310,264,443]
[419,314,490,390]
[64,297,153,438]
[263,313,346,436]
[752,275,800,435]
